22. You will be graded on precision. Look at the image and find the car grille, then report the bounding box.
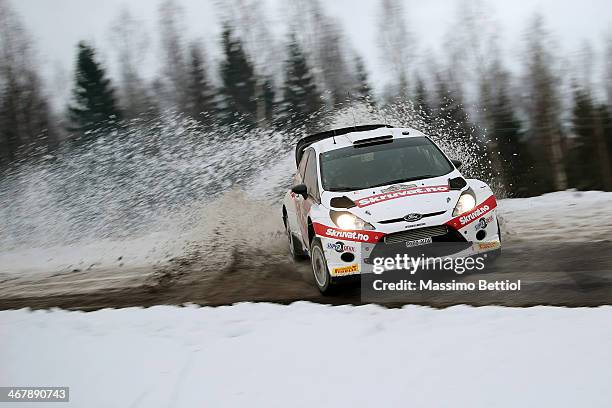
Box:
[378,210,446,224]
[383,225,449,244]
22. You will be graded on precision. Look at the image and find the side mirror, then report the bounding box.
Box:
[448,176,467,190]
[291,184,308,199]
[451,159,462,169]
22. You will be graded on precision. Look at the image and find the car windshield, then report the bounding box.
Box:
[320,136,454,192]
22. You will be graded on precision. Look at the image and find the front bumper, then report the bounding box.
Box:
[318,211,501,278]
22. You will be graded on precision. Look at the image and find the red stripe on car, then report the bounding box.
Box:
[446,195,497,229]
[313,222,384,243]
[355,185,450,208]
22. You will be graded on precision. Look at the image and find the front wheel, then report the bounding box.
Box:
[310,238,334,294]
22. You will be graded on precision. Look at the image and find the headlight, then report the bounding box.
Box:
[330,210,375,230]
[453,192,476,216]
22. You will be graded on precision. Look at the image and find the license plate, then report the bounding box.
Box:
[405,237,432,248]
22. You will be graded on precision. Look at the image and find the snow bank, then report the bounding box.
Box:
[0,232,183,280]
[2,302,611,407]
[499,190,612,242]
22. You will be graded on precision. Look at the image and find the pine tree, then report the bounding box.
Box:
[523,14,566,192]
[567,88,596,189]
[185,41,215,125]
[593,105,612,190]
[280,33,323,130]
[217,25,257,127]
[414,76,432,120]
[567,88,612,190]
[491,84,534,196]
[158,0,189,112]
[67,42,121,136]
[377,0,414,101]
[0,0,57,165]
[353,56,373,104]
[599,104,612,176]
[262,77,276,126]
[434,74,472,140]
[109,7,156,121]
[318,22,354,108]
[286,1,355,108]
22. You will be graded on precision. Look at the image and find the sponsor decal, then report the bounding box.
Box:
[403,213,423,222]
[356,185,450,208]
[475,215,494,231]
[313,222,383,243]
[405,237,433,248]
[478,241,501,250]
[460,205,490,225]
[327,241,356,253]
[333,264,360,276]
[446,195,497,229]
[381,184,417,193]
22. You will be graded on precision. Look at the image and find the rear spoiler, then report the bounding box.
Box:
[295,124,392,166]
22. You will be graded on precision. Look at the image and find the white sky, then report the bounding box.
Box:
[11,0,612,107]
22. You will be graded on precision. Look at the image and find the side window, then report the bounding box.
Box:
[303,151,320,202]
[297,150,311,182]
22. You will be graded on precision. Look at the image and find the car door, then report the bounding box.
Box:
[298,149,321,248]
[290,149,311,242]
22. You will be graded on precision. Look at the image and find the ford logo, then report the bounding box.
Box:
[404,213,423,222]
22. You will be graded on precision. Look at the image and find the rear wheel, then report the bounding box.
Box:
[310,238,334,294]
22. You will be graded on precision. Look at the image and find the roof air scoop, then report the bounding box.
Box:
[352,135,393,148]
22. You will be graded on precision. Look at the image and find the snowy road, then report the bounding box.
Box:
[2,240,612,310]
[1,191,612,309]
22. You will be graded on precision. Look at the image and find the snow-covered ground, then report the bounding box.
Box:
[498,190,612,242]
[0,233,183,279]
[2,302,611,407]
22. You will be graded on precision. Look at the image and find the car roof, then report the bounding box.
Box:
[318,126,427,149]
[295,124,427,165]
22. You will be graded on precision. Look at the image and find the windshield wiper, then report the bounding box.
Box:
[327,186,367,192]
[327,175,439,192]
[368,175,437,189]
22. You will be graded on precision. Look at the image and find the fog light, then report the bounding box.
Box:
[341,252,355,262]
[476,230,486,241]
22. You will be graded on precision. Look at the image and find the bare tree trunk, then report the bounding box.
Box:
[549,126,567,190]
[254,79,266,127]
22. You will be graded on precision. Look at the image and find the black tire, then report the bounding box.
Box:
[310,238,335,294]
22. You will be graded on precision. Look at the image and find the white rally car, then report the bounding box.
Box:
[282,124,501,293]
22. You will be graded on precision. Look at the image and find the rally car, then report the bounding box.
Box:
[282,124,501,294]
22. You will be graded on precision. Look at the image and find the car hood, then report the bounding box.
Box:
[321,175,463,224]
